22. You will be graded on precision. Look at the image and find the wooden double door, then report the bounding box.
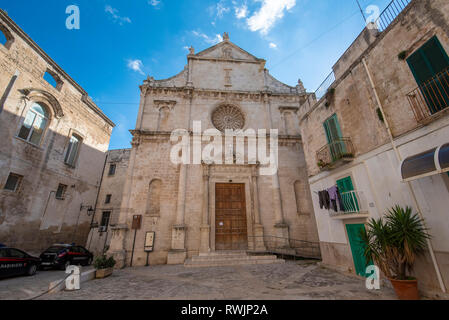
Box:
[215,183,248,251]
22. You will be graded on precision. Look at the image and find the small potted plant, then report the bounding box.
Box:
[361,206,430,300]
[94,255,116,279]
[317,159,327,169]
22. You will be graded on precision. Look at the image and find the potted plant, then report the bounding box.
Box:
[361,206,430,300]
[94,255,116,279]
[317,159,327,169]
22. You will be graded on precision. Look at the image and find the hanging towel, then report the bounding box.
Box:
[327,186,339,212]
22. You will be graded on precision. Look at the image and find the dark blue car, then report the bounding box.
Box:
[0,245,41,279]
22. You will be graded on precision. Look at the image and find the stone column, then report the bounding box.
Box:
[251,164,266,252]
[199,163,211,254]
[167,163,188,264]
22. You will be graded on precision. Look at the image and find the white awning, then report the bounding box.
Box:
[401,143,449,181]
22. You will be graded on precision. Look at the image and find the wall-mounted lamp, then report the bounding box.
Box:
[80,204,94,216]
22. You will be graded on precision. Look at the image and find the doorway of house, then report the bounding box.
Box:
[215,183,248,250]
[346,223,370,277]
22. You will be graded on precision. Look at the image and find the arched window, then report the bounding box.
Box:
[0,30,6,46]
[17,102,50,145]
[43,70,63,90]
[146,179,162,216]
[64,134,83,167]
[0,24,13,49]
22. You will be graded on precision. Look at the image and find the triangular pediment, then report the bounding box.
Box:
[195,40,263,63]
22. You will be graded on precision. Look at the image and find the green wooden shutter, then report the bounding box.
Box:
[346,224,371,277]
[407,36,449,85]
[422,37,449,75]
[337,176,359,212]
[323,114,342,143]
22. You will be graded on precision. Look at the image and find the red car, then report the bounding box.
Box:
[0,245,41,279]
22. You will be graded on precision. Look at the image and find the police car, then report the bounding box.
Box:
[39,244,93,270]
[0,244,41,279]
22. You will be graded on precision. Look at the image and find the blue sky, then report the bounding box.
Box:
[1,0,393,149]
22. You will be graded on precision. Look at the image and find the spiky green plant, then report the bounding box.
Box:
[361,206,430,280]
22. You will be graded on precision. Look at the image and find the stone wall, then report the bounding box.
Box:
[87,149,131,256]
[298,0,449,293]
[0,11,114,253]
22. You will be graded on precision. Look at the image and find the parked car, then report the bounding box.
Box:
[40,244,93,270]
[0,246,41,279]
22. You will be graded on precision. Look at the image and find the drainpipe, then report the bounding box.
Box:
[362,57,447,293]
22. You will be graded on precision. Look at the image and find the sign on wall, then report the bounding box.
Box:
[145,232,155,252]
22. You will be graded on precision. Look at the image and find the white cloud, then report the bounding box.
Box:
[192,31,223,45]
[127,59,145,75]
[215,0,231,18]
[148,0,161,7]
[234,3,248,19]
[247,0,296,35]
[269,42,277,49]
[105,5,131,25]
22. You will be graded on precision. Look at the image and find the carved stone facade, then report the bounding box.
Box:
[108,34,319,267]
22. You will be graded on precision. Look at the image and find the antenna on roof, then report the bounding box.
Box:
[355,0,367,24]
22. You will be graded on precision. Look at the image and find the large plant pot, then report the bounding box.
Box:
[389,278,420,300]
[96,267,113,279]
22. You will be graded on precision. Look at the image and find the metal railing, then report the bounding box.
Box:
[314,71,336,100]
[407,67,449,124]
[329,190,368,217]
[316,138,355,169]
[249,236,321,260]
[375,0,411,32]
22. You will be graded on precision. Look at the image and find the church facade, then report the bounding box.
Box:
[107,34,319,267]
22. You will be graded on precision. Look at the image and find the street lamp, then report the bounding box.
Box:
[80,204,94,216]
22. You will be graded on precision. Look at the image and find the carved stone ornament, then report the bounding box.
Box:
[211,105,245,132]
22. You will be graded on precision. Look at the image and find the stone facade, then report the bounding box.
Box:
[299,0,449,294]
[108,35,320,267]
[87,149,131,256]
[0,10,114,253]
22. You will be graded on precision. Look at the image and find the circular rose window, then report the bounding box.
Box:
[211,105,245,131]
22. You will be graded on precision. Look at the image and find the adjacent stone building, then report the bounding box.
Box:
[87,149,131,256]
[108,34,320,267]
[298,0,449,294]
[0,10,114,252]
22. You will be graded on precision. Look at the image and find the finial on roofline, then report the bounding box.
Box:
[223,32,229,41]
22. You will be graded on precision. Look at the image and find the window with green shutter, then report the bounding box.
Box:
[323,114,346,161]
[407,36,449,114]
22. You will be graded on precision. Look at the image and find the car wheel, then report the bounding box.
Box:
[27,264,37,276]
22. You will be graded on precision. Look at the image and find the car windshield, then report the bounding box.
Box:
[45,246,68,253]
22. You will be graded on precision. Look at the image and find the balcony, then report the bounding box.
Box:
[316,138,355,171]
[407,67,449,124]
[329,190,369,220]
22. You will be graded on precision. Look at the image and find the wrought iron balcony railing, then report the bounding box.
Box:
[375,0,411,32]
[406,67,449,124]
[329,190,369,219]
[316,138,355,170]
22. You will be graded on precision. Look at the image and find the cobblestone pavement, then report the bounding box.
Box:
[36,261,397,300]
[0,269,67,300]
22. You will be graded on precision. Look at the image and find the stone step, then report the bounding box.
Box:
[184,258,285,268]
[185,251,285,268]
[191,254,278,262]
